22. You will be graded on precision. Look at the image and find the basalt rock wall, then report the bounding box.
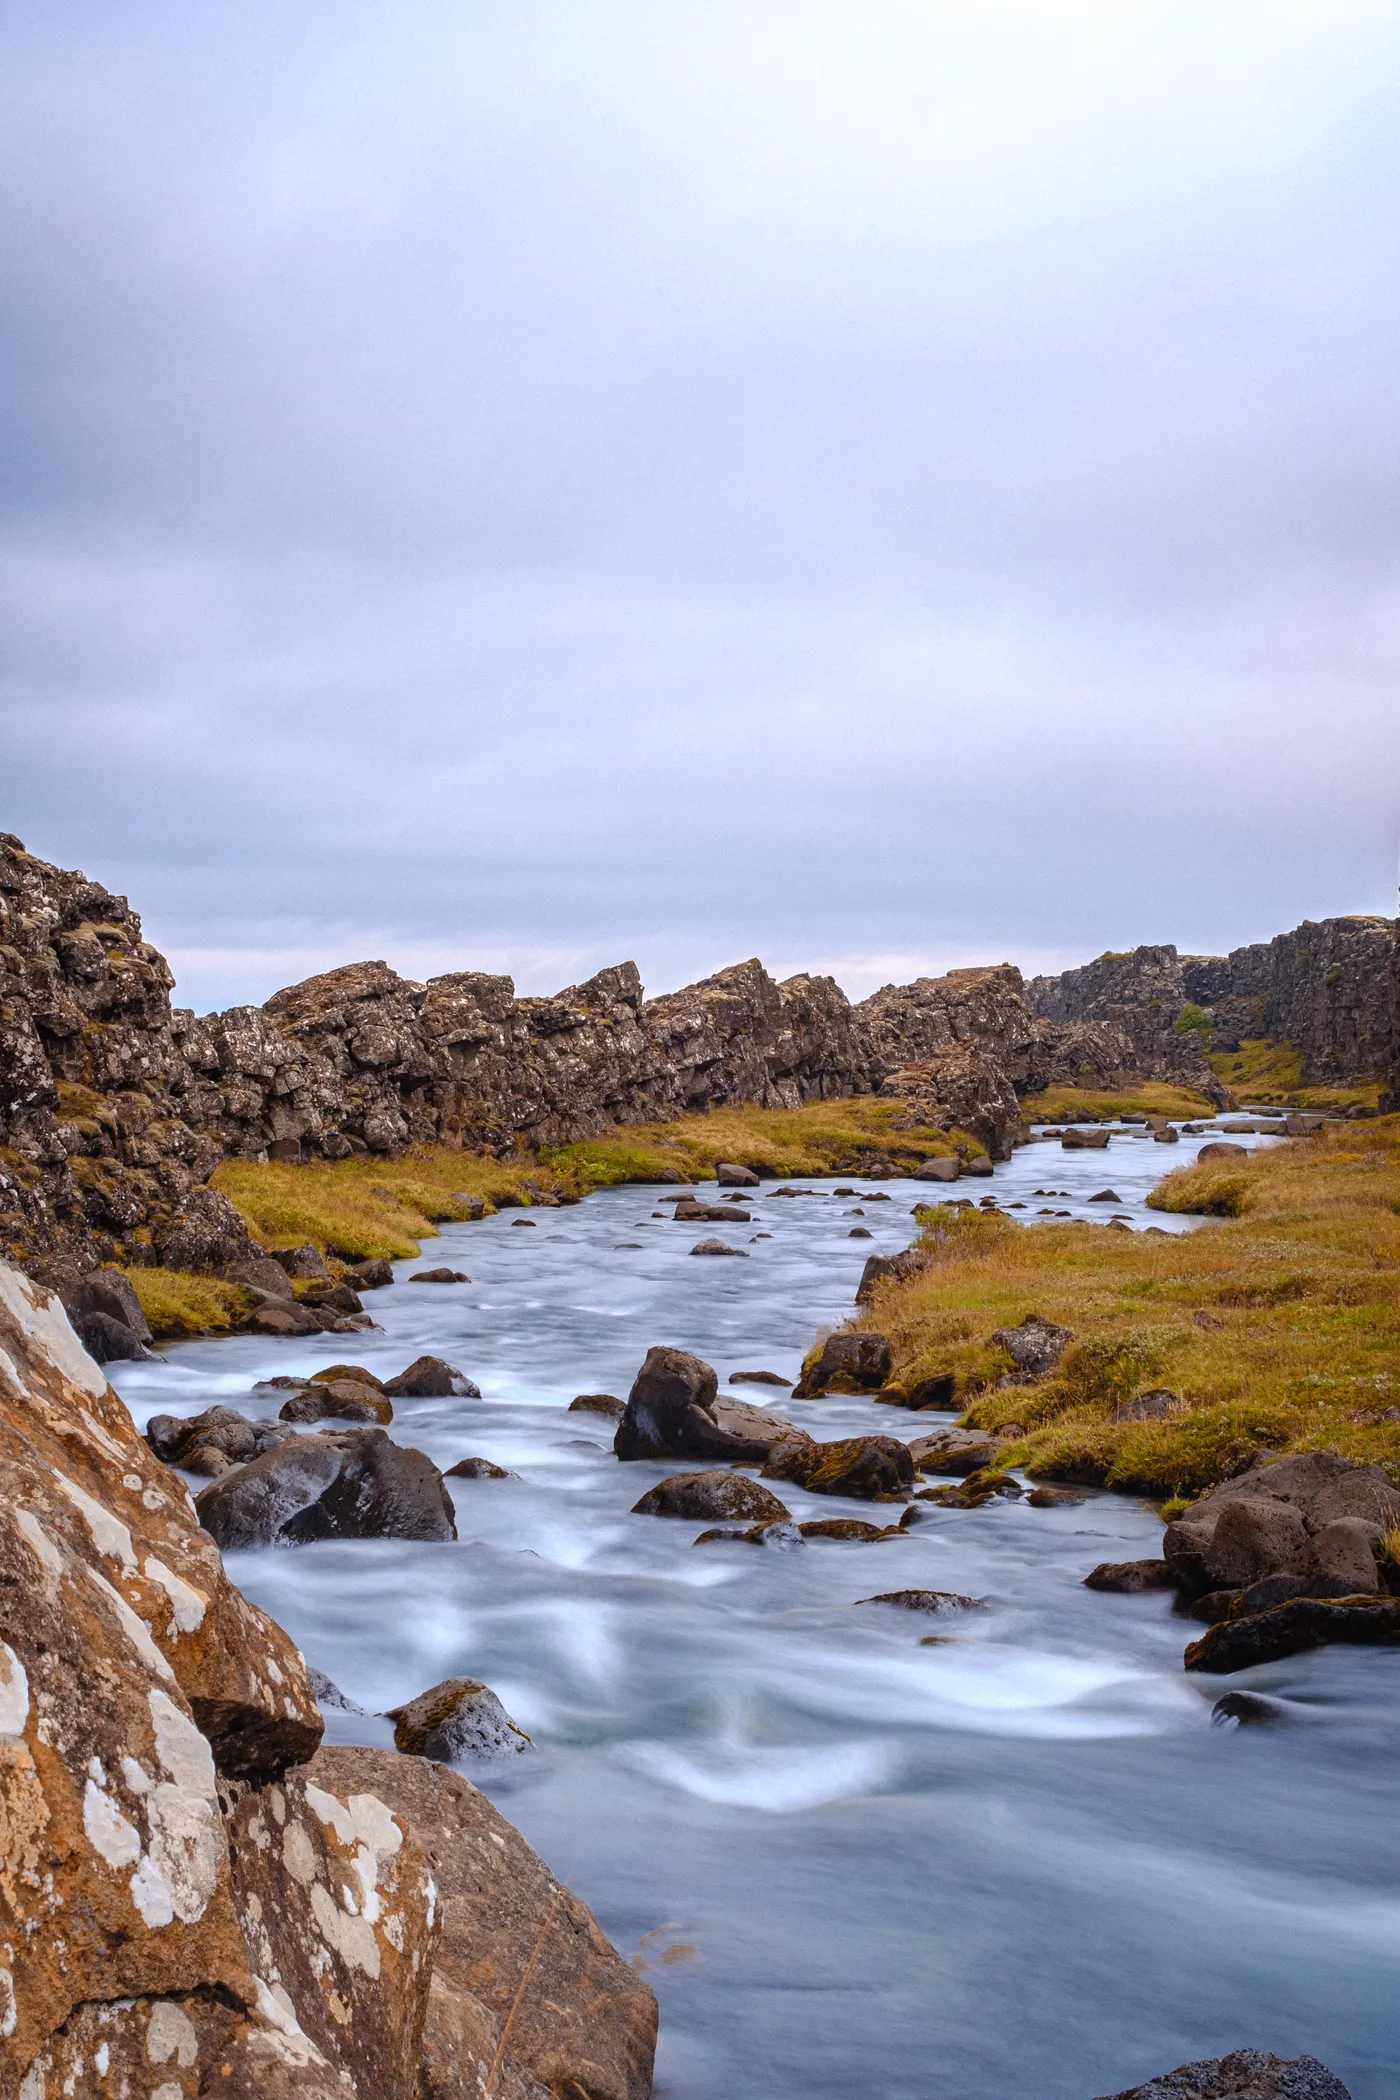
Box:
[1182,915,1394,1080]
[2,834,1220,1283]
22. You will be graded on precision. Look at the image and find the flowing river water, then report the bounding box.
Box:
[111,1121,1400,2100]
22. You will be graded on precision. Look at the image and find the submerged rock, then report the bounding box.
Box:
[1211,1691,1286,1728]
[631,1471,791,1522]
[279,1379,394,1425]
[569,1392,626,1419]
[444,1455,515,1479]
[195,1428,457,1548]
[798,1518,908,1541]
[689,1237,748,1255]
[1093,2047,1351,2098]
[856,1590,984,1613]
[1083,1559,1177,1592]
[385,1676,532,1762]
[728,1369,793,1387]
[694,1518,805,1548]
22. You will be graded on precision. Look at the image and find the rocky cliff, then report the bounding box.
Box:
[1,834,1221,1287]
[1032,918,1395,1089]
[0,1260,657,2098]
[1181,915,1394,1080]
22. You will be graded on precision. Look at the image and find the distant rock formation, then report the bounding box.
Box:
[1031,917,1396,1091]
[0,833,1219,1284]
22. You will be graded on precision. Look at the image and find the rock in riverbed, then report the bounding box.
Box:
[1163,1452,1400,1598]
[615,1346,786,1462]
[280,1378,393,1424]
[1093,2046,1351,2097]
[1084,1559,1178,1592]
[384,1354,481,1398]
[632,1471,791,1522]
[794,1331,893,1396]
[764,1433,915,1501]
[386,1676,532,1762]
[908,1427,999,1476]
[857,1590,984,1614]
[1185,1596,1400,1673]
[196,1428,457,1548]
[570,1392,626,1419]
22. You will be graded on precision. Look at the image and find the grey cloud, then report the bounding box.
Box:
[2,2,1398,1011]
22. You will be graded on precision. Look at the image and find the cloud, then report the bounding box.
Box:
[2,1,1398,1009]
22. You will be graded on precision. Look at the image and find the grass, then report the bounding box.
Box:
[1017,1082,1220,1124]
[121,1267,253,1338]
[542,1099,975,1187]
[1207,1037,1385,1111]
[847,1117,1400,1500]
[211,1151,566,1262]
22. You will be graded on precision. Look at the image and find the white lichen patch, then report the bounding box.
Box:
[0,1644,30,1740]
[143,1557,206,1636]
[281,1819,318,1888]
[146,1999,198,2067]
[0,1962,17,2037]
[309,1880,380,1979]
[54,1471,137,1571]
[121,1756,153,1795]
[13,1510,63,1582]
[78,1408,129,1465]
[0,1269,107,1399]
[83,1777,142,1869]
[84,1566,174,1683]
[131,1690,222,1928]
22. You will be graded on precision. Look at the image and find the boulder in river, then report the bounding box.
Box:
[444,1455,515,1479]
[383,1354,482,1398]
[908,1427,998,1476]
[1083,1559,1177,1592]
[280,1379,393,1425]
[694,1518,805,1547]
[794,1330,893,1397]
[1197,1140,1248,1162]
[1162,1452,1400,1598]
[914,1155,960,1181]
[1184,1596,1400,1674]
[765,1433,916,1501]
[410,1267,469,1283]
[385,1676,532,1762]
[615,1345,777,1462]
[631,1471,792,1522]
[798,1518,908,1541]
[1087,1188,1123,1204]
[856,1590,984,1613]
[676,1201,751,1222]
[729,1368,793,1387]
[1092,2047,1351,2098]
[715,1161,761,1186]
[570,1392,626,1418]
[195,1427,457,1548]
[855,1247,929,1304]
[690,1237,748,1255]
[147,1402,262,1465]
[345,1255,395,1288]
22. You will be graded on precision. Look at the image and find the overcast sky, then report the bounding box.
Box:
[3,2,1399,1012]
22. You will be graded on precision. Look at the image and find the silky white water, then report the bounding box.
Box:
[111,1122,1400,2099]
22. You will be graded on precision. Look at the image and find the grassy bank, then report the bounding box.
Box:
[544,1099,972,1186]
[210,1151,567,1263]
[1206,1036,1384,1112]
[1016,1082,1220,1124]
[850,1118,1400,1503]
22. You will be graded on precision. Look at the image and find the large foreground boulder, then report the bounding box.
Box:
[1094,2046,1350,2097]
[312,1748,658,2100]
[195,1428,457,1547]
[614,1346,775,1462]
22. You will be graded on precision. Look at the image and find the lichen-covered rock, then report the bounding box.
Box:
[279,1379,393,1425]
[987,1312,1074,1378]
[856,1590,984,1613]
[630,1471,792,1522]
[194,1429,457,1549]
[385,1678,533,1763]
[907,1428,999,1476]
[309,1747,658,2100]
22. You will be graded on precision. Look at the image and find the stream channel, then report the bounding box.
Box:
[111,1120,1400,2099]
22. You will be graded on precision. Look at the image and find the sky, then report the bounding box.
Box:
[3,1,1399,1014]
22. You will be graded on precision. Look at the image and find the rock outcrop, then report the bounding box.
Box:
[0,1256,657,2096]
[1027,945,1229,1097]
[5,835,1244,1285]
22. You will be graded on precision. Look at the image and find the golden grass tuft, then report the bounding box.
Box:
[850,1120,1400,1499]
[121,1267,253,1338]
[1206,1037,1385,1111]
[544,1099,972,1187]
[1017,1082,1220,1124]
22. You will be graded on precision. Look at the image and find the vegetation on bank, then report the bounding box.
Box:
[211,1151,565,1262]
[543,1099,973,1185]
[850,1118,1400,1500]
[122,1267,253,1337]
[1206,1036,1384,1112]
[1016,1081,1219,1124]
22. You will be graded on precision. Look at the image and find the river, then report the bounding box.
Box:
[110,1119,1399,2100]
